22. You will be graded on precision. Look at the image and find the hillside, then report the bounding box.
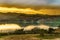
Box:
[0,13,60,26]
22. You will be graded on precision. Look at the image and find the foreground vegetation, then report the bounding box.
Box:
[0,34,40,40]
[0,27,59,39]
[0,13,60,40]
[0,34,60,40]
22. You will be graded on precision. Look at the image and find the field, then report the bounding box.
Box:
[0,34,41,40]
[0,34,60,40]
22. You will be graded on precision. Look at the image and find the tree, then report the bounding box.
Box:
[31,28,41,34]
[48,28,55,34]
[14,29,24,34]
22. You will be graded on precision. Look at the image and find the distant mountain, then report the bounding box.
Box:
[0,13,60,27]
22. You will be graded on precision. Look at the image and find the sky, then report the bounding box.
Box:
[0,0,48,8]
[0,0,48,5]
[0,0,60,15]
[50,0,60,5]
[0,0,60,6]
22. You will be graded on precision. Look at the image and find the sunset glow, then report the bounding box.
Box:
[0,7,60,15]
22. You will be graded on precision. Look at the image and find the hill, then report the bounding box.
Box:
[0,13,60,26]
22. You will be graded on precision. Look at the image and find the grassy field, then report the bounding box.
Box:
[0,34,60,40]
[0,34,41,40]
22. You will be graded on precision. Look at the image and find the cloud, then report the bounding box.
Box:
[0,0,48,7]
[0,0,60,15]
[0,0,60,6]
[0,0,60,8]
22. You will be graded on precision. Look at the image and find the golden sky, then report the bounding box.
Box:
[0,7,60,15]
[0,0,60,15]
